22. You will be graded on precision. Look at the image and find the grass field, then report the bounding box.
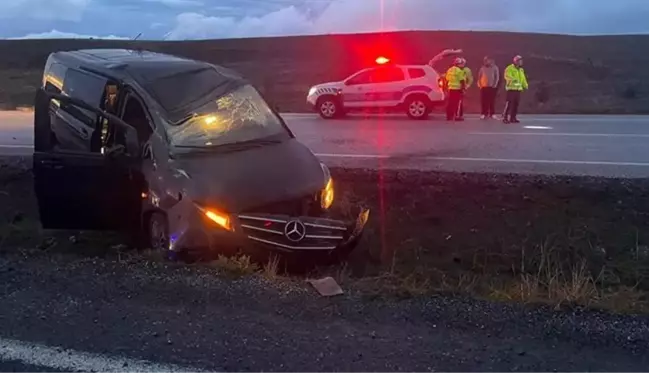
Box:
[1,31,648,114]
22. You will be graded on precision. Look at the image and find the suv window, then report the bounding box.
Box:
[346,69,374,85]
[407,68,426,79]
[373,67,405,83]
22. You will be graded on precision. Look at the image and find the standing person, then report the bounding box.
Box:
[502,55,528,123]
[478,56,500,119]
[457,58,472,120]
[445,57,466,121]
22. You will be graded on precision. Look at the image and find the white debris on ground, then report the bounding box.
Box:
[307,276,343,297]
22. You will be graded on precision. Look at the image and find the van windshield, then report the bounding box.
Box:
[167,84,289,150]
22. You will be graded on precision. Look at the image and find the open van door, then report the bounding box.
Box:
[33,88,143,231]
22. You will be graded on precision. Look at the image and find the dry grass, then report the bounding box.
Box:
[262,254,281,280]
[340,239,649,313]
[1,31,649,113]
[210,254,259,277]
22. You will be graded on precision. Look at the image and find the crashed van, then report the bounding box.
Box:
[33,49,369,261]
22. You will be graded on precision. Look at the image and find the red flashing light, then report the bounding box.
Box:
[375,56,390,65]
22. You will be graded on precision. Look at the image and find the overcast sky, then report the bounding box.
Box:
[3,0,649,40]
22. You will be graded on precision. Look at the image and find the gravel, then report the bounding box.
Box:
[1,156,649,371]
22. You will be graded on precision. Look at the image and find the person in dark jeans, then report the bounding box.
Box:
[502,55,528,123]
[444,57,467,121]
[477,56,499,119]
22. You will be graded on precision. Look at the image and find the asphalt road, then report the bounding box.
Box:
[2,111,649,177]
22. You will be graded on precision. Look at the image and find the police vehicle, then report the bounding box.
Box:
[306,57,447,120]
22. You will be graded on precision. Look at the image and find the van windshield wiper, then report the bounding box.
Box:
[175,138,283,153]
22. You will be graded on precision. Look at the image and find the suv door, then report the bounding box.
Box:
[341,68,375,108]
[342,67,406,108]
[33,88,143,231]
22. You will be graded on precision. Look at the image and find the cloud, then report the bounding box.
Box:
[11,29,129,40]
[165,7,312,40]
[4,0,649,41]
[143,0,203,7]
[0,0,90,21]
[166,0,649,40]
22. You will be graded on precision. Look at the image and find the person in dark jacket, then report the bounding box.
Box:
[477,56,499,119]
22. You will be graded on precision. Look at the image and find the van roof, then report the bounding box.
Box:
[51,49,248,120]
[53,48,244,83]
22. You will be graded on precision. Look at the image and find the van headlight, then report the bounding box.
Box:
[320,163,334,210]
[308,86,317,96]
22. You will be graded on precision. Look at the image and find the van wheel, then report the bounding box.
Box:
[146,212,180,261]
[405,96,431,120]
[317,96,342,119]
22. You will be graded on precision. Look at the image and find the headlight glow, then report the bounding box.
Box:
[195,203,232,231]
[308,86,317,96]
[321,177,334,210]
[320,163,334,210]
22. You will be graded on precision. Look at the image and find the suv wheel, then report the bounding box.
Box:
[317,97,341,119]
[405,96,430,120]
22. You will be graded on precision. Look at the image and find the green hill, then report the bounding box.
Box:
[1,31,648,114]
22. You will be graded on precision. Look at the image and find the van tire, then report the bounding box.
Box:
[405,95,431,120]
[316,96,342,119]
[145,212,182,261]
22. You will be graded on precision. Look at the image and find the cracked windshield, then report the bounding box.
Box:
[1,0,649,372]
[168,84,286,149]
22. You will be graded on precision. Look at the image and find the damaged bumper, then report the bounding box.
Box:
[171,207,370,256]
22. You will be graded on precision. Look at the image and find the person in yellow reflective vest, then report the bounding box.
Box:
[502,55,528,123]
[445,57,466,121]
[458,58,473,120]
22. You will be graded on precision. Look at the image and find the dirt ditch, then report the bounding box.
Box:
[2,157,649,311]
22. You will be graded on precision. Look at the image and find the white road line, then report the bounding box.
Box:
[316,153,390,159]
[3,146,648,167]
[315,153,649,167]
[0,337,202,372]
[523,126,553,130]
[469,132,649,138]
[0,144,32,148]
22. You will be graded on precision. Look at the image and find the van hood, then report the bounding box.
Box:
[174,138,326,213]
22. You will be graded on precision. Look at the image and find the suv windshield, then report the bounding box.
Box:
[167,84,289,150]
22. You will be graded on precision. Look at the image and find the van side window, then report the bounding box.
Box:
[51,69,108,153]
[62,69,106,115]
[43,62,66,93]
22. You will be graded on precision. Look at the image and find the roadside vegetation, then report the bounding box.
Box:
[1,31,649,114]
[2,157,648,313]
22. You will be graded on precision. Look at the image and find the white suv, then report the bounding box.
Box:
[306,64,446,120]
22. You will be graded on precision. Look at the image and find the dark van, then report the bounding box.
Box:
[33,49,369,261]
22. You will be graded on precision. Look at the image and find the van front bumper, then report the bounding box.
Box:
[173,207,370,257]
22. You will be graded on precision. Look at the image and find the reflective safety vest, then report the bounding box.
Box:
[445,66,466,90]
[504,64,528,91]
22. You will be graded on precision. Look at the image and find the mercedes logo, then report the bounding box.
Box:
[284,220,306,242]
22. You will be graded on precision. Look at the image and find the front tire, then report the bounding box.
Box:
[316,96,342,119]
[405,96,431,120]
[146,212,182,261]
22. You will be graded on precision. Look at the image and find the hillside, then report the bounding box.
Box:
[1,31,648,114]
